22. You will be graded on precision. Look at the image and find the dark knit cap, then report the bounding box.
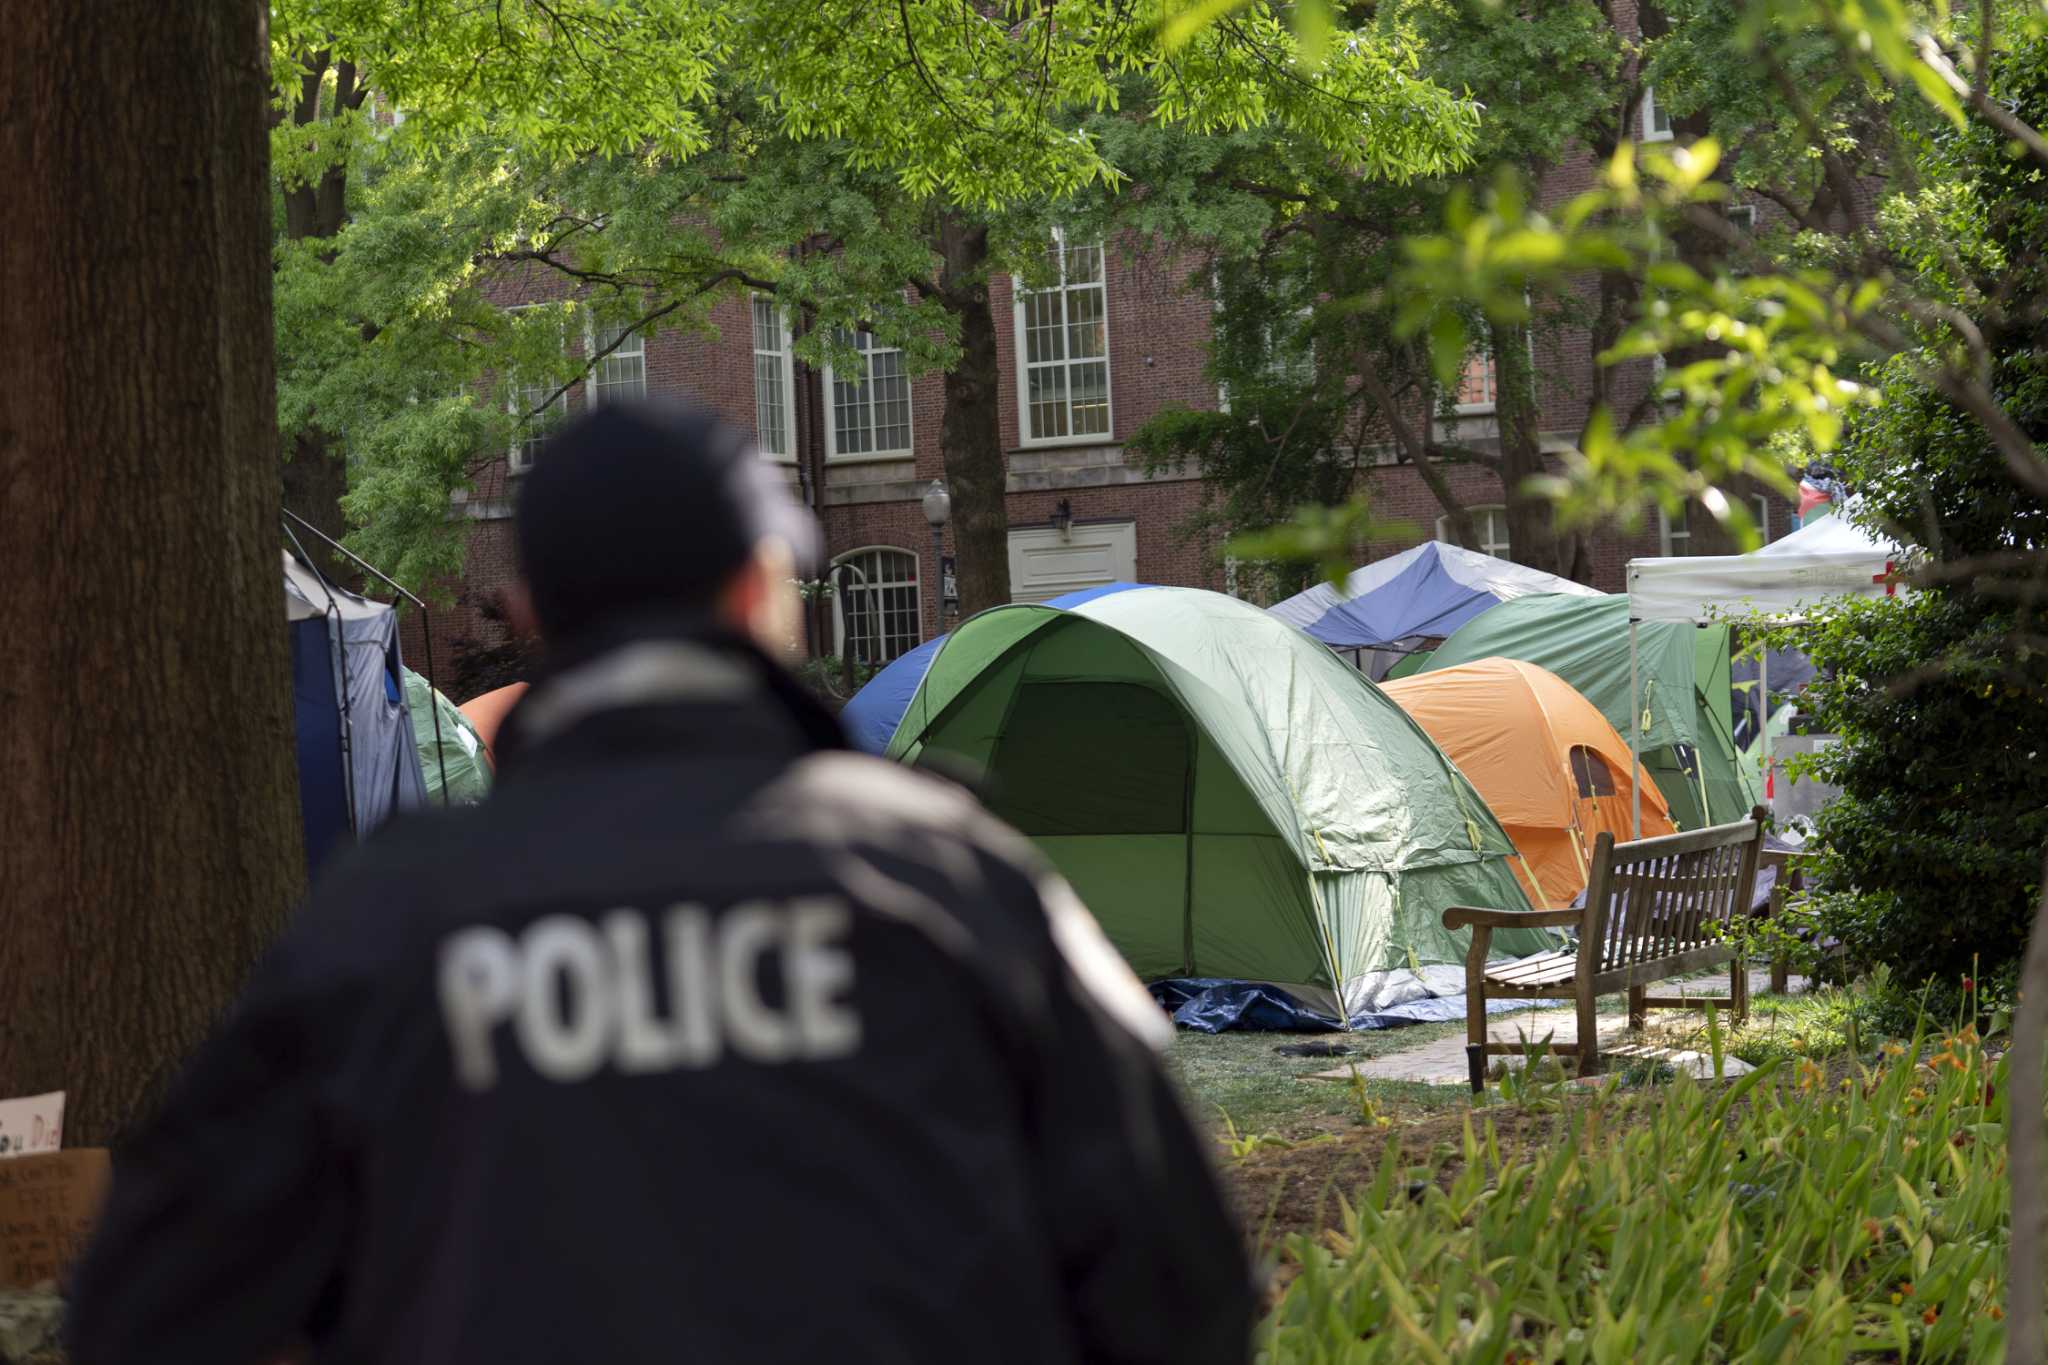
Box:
[514,400,820,639]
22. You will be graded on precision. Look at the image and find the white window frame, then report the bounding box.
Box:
[829,546,923,662]
[1659,502,1693,555]
[1013,229,1114,447]
[750,295,798,463]
[1436,505,1512,559]
[823,329,915,462]
[1752,492,1771,544]
[1641,85,1674,142]
[1726,203,1758,232]
[504,303,570,473]
[583,315,648,408]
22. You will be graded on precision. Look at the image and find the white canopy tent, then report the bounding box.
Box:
[1628,510,1908,623]
[1620,510,1913,833]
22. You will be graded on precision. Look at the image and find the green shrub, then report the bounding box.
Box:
[1764,34,2048,992]
[1259,1023,2013,1362]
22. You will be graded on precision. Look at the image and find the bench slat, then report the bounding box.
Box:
[1484,950,1582,987]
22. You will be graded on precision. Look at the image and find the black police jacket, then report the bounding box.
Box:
[66,632,1253,1365]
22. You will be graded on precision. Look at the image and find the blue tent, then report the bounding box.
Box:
[1266,541,1599,652]
[839,582,1155,753]
[285,551,430,877]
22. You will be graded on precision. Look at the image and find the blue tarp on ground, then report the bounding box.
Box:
[839,581,1157,753]
[1265,542,1600,652]
[1151,979,1564,1033]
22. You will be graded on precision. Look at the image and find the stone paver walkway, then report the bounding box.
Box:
[1308,966,1802,1086]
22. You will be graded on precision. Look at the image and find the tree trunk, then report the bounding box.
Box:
[280,52,363,579]
[0,0,304,1144]
[283,425,352,576]
[935,213,1011,618]
[2008,856,2048,1365]
[1494,320,1592,581]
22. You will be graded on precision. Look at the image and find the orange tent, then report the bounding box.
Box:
[1380,658,1676,908]
[456,682,528,772]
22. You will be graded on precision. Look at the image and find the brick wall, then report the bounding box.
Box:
[397,155,1796,696]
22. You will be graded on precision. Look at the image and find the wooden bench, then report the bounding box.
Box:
[1442,807,1769,1092]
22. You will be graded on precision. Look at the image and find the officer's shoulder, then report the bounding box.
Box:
[292,802,500,950]
[764,751,986,830]
[758,752,1041,864]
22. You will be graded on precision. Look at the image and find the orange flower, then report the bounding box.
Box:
[1923,1308,1939,1326]
[1991,1305,2006,1321]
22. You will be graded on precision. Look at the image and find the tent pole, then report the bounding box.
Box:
[1759,644,1771,812]
[1629,620,1642,840]
[412,606,450,806]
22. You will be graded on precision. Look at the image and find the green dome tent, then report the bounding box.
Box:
[1420,593,1760,830]
[402,668,493,806]
[885,587,1552,1022]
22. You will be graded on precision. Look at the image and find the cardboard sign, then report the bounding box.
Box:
[0,1092,64,1158]
[0,1149,110,1289]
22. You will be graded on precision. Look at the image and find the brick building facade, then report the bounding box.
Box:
[399,120,1791,692]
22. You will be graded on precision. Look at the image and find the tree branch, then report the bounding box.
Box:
[1917,31,2048,172]
[1762,48,1867,234]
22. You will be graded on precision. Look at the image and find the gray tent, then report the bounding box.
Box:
[286,550,429,873]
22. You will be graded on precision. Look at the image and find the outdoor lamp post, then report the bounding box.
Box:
[922,479,951,636]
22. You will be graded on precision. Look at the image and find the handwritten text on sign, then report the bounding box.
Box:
[0,1092,63,1158]
[0,1149,110,1289]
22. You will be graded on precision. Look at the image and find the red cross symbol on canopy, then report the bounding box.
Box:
[1872,560,1900,596]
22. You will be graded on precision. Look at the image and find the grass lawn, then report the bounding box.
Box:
[1165,1021,1473,1141]
[1166,977,1862,1145]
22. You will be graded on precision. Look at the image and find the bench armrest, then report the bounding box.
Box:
[1441,906,1582,931]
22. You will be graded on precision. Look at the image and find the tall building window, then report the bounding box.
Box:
[831,547,922,663]
[1016,232,1111,443]
[1456,345,1498,413]
[1659,502,1693,555]
[826,329,913,458]
[751,296,795,461]
[1437,505,1512,559]
[1641,86,1674,142]
[1751,492,1772,543]
[587,319,647,406]
[507,378,567,473]
[504,304,568,472]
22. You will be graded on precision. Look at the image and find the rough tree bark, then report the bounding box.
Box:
[0,0,304,1143]
[934,213,1012,618]
[280,50,367,579]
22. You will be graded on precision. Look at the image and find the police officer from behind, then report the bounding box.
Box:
[69,401,1253,1365]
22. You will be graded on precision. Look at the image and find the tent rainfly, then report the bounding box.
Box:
[1381,659,1677,907]
[1625,507,1911,824]
[839,582,1153,753]
[1266,542,1600,676]
[886,586,1554,1023]
[1419,593,1759,832]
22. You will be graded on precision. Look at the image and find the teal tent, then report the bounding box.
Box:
[885,587,1551,1021]
[403,668,493,806]
[1420,593,1759,830]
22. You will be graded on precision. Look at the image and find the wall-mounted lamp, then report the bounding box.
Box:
[1051,498,1073,539]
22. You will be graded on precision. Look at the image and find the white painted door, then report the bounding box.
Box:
[1008,521,1138,602]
